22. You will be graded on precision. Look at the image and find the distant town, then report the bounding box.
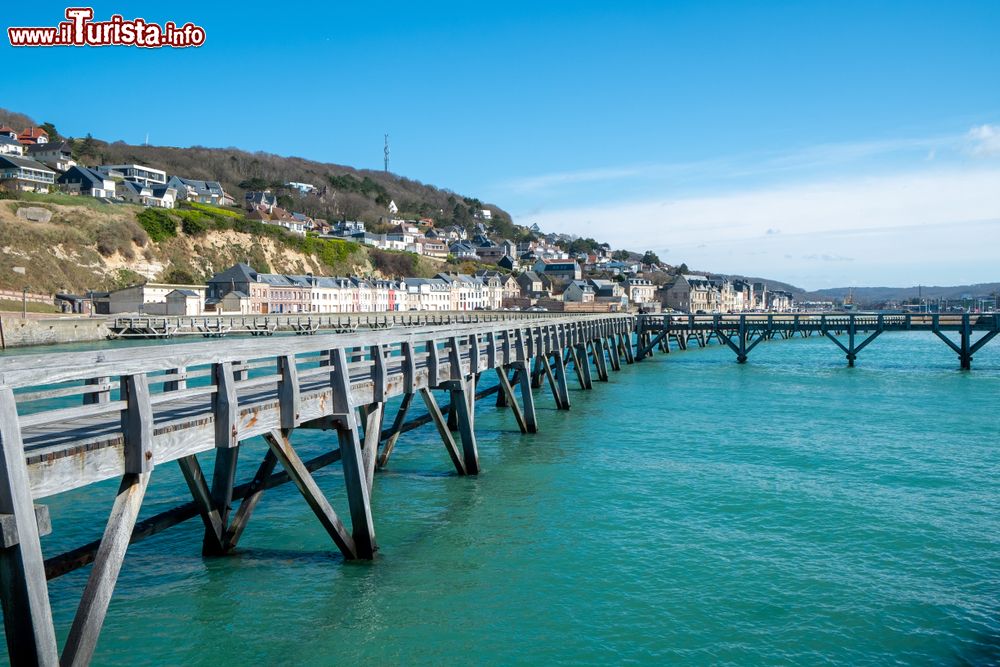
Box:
[0,122,798,317]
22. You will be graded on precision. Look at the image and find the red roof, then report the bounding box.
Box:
[0,126,15,135]
[17,127,49,144]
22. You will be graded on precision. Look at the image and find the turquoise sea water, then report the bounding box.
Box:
[6,331,1000,665]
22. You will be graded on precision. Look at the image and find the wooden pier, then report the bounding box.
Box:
[0,313,633,665]
[1,309,997,664]
[635,312,1000,369]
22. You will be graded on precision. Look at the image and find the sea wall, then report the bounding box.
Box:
[0,316,109,349]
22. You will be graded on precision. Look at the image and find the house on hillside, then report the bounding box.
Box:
[475,245,508,264]
[563,280,595,303]
[533,258,582,285]
[0,127,17,140]
[97,164,167,186]
[0,135,24,157]
[588,279,627,308]
[17,127,48,146]
[57,166,116,198]
[450,241,478,260]
[416,237,448,259]
[26,141,75,172]
[118,180,177,208]
[0,155,56,192]
[623,277,656,307]
[516,271,551,299]
[167,176,230,206]
[245,190,278,214]
[286,181,316,194]
[497,255,519,272]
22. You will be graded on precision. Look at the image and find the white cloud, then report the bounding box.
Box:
[967,124,1000,156]
[534,167,1000,289]
[501,132,961,196]
[505,166,646,192]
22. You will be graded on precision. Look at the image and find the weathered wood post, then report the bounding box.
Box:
[204,361,239,556]
[63,373,155,667]
[446,336,480,474]
[377,342,415,469]
[575,342,594,389]
[0,387,58,667]
[329,348,377,559]
[960,314,973,370]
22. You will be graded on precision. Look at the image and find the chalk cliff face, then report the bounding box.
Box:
[0,198,376,295]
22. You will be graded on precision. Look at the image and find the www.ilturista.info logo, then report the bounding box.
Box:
[7,7,205,48]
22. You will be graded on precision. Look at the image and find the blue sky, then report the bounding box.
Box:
[3,1,1000,289]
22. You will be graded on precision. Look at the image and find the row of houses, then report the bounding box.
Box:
[91,261,664,316]
[661,274,794,312]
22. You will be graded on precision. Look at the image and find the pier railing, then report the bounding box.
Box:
[108,310,569,338]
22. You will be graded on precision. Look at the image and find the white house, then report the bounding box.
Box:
[57,166,116,198]
[0,135,24,156]
[98,164,167,186]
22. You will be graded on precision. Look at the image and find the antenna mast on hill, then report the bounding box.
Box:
[384,134,390,173]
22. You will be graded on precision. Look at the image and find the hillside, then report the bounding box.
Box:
[805,284,1000,304]
[0,195,455,295]
[0,107,516,235]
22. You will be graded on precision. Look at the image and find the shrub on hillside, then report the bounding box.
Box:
[96,221,142,258]
[175,210,211,236]
[137,209,177,242]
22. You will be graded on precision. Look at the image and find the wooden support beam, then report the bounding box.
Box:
[278,354,301,430]
[427,339,440,388]
[607,336,622,371]
[119,374,154,474]
[515,362,538,433]
[362,402,385,493]
[401,342,416,394]
[61,471,151,667]
[541,355,566,409]
[620,332,635,364]
[495,366,528,433]
[418,388,467,474]
[329,348,377,559]
[222,449,278,551]
[575,343,594,389]
[591,340,609,381]
[451,378,481,475]
[176,455,224,553]
[370,345,387,402]
[263,430,357,560]
[0,387,58,667]
[567,346,586,389]
[551,351,571,410]
[377,393,413,469]
[531,355,544,389]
